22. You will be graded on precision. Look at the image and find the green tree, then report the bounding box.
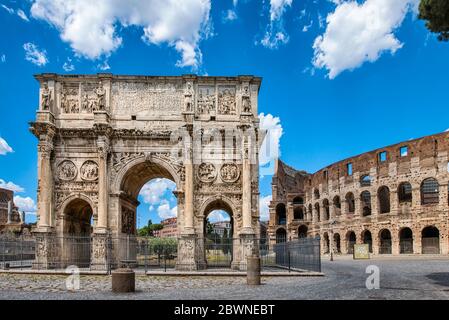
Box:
[148,237,178,264]
[419,0,449,41]
[137,220,163,236]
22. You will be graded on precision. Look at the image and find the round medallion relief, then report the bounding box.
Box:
[80,160,99,181]
[57,160,77,181]
[220,163,240,183]
[197,163,217,183]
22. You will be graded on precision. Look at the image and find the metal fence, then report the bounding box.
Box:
[272,237,321,273]
[0,235,321,273]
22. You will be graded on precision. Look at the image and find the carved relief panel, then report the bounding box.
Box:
[57,160,77,181]
[121,206,136,234]
[197,86,216,115]
[218,86,236,115]
[80,160,99,181]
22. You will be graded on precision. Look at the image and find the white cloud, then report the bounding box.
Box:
[259,195,272,222]
[0,179,24,193]
[445,128,449,132]
[260,0,293,49]
[14,196,37,213]
[1,4,14,14]
[313,0,418,79]
[223,9,237,22]
[62,58,75,72]
[23,42,48,66]
[30,0,212,69]
[269,0,293,21]
[259,113,283,167]
[0,137,13,155]
[17,9,29,22]
[1,54,5,63]
[207,210,231,223]
[97,60,110,71]
[302,21,313,32]
[157,202,178,219]
[140,178,176,206]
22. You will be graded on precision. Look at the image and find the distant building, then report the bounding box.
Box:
[0,188,28,234]
[154,217,178,238]
[211,221,232,237]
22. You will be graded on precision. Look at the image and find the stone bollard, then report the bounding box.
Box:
[111,268,135,293]
[247,255,261,285]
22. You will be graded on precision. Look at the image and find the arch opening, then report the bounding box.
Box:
[276,228,287,244]
[346,193,355,214]
[276,203,287,225]
[323,232,330,254]
[294,207,304,220]
[62,198,93,268]
[297,225,308,238]
[422,226,440,254]
[398,182,412,203]
[346,231,356,254]
[204,204,233,268]
[399,227,413,254]
[362,230,373,253]
[361,191,372,216]
[421,178,440,205]
[333,233,341,254]
[378,186,391,214]
[379,229,392,254]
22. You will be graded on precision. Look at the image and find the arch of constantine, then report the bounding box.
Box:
[30,73,262,270]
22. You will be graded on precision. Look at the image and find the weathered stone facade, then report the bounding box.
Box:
[30,73,262,270]
[0,188,27,234]
[269,131,449,255]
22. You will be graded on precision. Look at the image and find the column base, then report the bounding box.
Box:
[91,232,110,271]
[176,234,198,271]
[32,231,57,270]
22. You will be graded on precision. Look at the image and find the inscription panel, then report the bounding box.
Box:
[111,81,184,116]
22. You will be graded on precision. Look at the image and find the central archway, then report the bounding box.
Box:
[116,158,180,267]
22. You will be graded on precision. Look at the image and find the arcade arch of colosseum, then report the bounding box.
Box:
[269,131,449,255]
[30,73,262,270]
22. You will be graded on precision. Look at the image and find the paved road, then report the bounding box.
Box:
[1,258,449,300]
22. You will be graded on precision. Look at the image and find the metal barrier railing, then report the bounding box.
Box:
[0,235,321,272]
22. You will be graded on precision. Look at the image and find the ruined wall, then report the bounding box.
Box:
[269,131,449,255]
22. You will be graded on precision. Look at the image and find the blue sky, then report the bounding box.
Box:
[0,0,448,227]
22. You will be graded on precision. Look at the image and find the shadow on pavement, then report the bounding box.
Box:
[426,273,449,287]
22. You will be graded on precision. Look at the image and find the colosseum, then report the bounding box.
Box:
[268,131,449,256]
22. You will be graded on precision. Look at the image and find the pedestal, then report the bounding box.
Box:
[176,234,199,271]
[247,255,261,285]
[33,231,57,270]
[91,232,109,271]
[112,268,135,293]
[232,234,256,271]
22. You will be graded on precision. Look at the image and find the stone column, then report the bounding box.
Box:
[7,200,12,224]
[371,192,379,217]
[354,197,361,217]
[241,142,253,234]
[329,204,335,220]
[391,229,399,255]
[372,231,380,255]
[37,133,54,231]
[96,137,109,233]
[183,144,194,235]
[176,139,197,270]
[390,190,399,215]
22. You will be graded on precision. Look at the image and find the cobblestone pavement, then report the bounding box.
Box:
[1,258,449,300]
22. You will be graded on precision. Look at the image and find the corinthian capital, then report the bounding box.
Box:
[97,137,110,159]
